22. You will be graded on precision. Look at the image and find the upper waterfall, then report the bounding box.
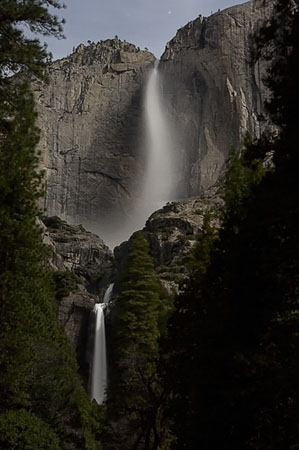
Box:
[100,60,176,246]
[124,60,175,236]
[142,60,175,213]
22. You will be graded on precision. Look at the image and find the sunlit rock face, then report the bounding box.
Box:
[159,0,272,197]
[33,39,155,247]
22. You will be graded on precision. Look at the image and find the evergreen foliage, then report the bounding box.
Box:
[0,2,102,448]
[165,213,218,448]
[218,134,266,223]
[0,410,61,450]
[53,269,82,301]
[166,1,299,448]
[106,231,174,450]
[0,0,64,79]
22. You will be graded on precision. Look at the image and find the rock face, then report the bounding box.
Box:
[44,216,114,295]
[159,0,272,197]
[114,196,220,293]
[43,216,114,383]
[34,40,155,246]
[35,1,272,247]
[144,197,219,266]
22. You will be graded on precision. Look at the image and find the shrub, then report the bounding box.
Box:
[0,410,60,450]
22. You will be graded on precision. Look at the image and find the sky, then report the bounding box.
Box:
[43,0,246,60]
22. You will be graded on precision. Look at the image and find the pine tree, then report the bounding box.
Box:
[0,0,64,75]
[166,213,217,449]
[0,0,64,409]
[167,2,299,448]
[0,3,103,449]
[107,232,173,450]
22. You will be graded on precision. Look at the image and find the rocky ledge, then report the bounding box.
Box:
[115,196,220,294]
[43,216,114,383]
[145,197,220,292]
[43,215,114,295]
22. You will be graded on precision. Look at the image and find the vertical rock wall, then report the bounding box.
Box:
[34,40,155,244]
[35,1,273,246]
[159,0,272,196]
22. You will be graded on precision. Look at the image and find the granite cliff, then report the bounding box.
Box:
[34,40,155,246]
[35,0,271,247]
[160,0,272,196]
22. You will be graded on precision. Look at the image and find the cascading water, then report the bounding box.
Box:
[90,283,113,404]
[141,60,174,214]
[103,283,114,304]
[122,60,175,237]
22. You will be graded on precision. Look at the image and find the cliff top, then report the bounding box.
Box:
[161,0,272,59]
[50,38,155,69]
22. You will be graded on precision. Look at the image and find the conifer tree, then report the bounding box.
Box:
[167,2,299,448]
[166,213,217,449]
[0,0,64,409]
[107,232,173,450]
[0,2,103,449]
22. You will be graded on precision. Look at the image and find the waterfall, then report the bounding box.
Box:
[92,61,175,248]
[90,284,113,404]
[90,305,107,404]
[141,60,174,217]
[103,282,114,304]
[120,60,174,238]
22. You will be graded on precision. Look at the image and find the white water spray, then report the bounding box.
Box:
[120,61,175,237]
[142,61,174,211]
[90,284,113,404]
[103,283,114,304]
[92,61,175,248]
[141,61,174,215]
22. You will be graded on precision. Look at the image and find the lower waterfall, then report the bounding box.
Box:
[90,284,113,404]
